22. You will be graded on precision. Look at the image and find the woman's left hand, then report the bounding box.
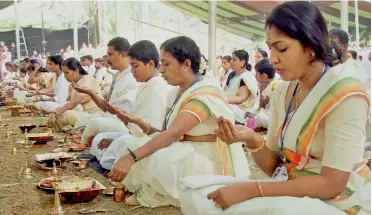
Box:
[215,116,256,144]
[108,154,135,182]
[207,182,259,210]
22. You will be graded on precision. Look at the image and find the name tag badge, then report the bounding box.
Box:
[272,165,289,181]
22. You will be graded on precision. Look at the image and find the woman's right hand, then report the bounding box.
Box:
[215,116,257,145]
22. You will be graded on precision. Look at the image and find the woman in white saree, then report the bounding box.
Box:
[108,36,249,208]
[31,55,69,111]
[179,2,370,215]
[46,58,102,130]
[224,50,258,124]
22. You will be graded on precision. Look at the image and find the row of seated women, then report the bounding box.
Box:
[3,55,116,132]
[3,1,369,214]
[5,59,54,105]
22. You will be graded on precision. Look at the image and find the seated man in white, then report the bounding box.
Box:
[80,55,95,76]
[93,57,107,86]
[72,37,138,144]
[100,58,117,98]
[246,58,280,129]
[89,40,169,170]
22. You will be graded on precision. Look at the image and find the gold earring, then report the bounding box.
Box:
[184,69,187,72]
[311,52,315,57]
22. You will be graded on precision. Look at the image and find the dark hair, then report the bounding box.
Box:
[20,68,27,74]
[26,65,35,72]
[30,59,39,65]
[62,57,88,75]
[6,62,18,69]
[107,37,131,53]
[256,49,268,58]
[80,55,93,62]
[5,62,12,68]
[255,59,275,79]
[329,28,349,45]
[266,1,330,64]
[127,40,159,68]
[47,55,64,69]
[11,63,18,68]
[347,50,357,60]
[160,36,201,75]
[232,50,252,71]
[94,58,104,63]
[222,55,232,62]
[30,59,48,73]
[200,55,208,75]
[21,58,30,63]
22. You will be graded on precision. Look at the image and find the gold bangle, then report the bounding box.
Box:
[245,138,266,153]
[256,181,264,197]
[145,122,151,134]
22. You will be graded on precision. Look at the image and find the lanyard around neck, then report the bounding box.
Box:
[163,74,200,129]
[279,65,328,160]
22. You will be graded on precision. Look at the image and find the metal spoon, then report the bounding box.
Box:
[78,208,109,214]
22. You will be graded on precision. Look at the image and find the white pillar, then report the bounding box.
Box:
[14,0,21,59]
[73,7,78,58]
[341,0,349,34]
[354,0,360,49]
[97,0,102,45]
[208,1,217,77]
[133,2,138,42]
[115,0,120,37]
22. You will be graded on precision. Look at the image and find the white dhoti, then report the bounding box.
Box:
[90,132,125,160]
[80,116,129,145]
[99,132,135,170]
[35,101,61,111]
